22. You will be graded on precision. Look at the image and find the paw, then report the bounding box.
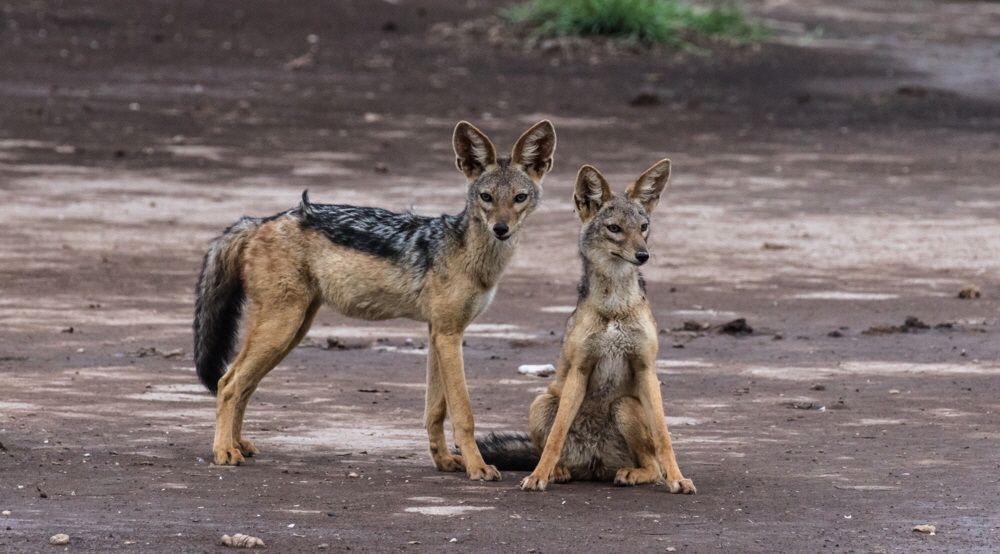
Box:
[236,439,258,457]
[433,454,466,473]
[213,445,245,466]
[667,478,697,494]
[551,464,571,483]
[614,468,654,486]
[468,464,502,482]
[519,474,548,491]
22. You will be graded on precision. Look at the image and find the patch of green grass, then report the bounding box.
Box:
[501,0,766,46]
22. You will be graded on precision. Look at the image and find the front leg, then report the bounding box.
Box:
[429,329,501,481]
[520,368,588,491]
[424,334,465,473]
[634,364,696,494]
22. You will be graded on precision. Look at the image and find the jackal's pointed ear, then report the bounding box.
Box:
[511,120,556,183]
[626,159,670,214]
[573,165,612,222]
[453,121,497,181]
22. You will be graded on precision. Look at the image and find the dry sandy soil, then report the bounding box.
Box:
[1,1,999,552]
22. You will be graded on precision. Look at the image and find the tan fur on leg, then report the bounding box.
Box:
[634,366,696,494]
[611,397,664,486]
[520,366,588,491]
[214,292,315,466]
[424,331,465,472]
[431,330,500,481]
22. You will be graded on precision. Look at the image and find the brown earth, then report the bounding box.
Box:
[1,1,999,552]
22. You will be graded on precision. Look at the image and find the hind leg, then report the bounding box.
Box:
[214,296,317,465]
[610,397,664,487]
[229,299,321,459]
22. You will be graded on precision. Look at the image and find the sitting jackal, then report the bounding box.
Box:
[194,120,556,481]
[480,161,696,493]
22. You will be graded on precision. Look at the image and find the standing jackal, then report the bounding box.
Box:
[481,161,696,493]
[194,120,556,481]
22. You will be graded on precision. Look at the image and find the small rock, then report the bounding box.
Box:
[449,538,457,542]
[222,533,265,547]
[904,316,929,330]
[518,364,555,377]
[889,389,900,394]
[762,242,790,250]
[809,384,826,391]
[912,524,936,534]
[957,285,980,299]
[49,534,70,545]
[827,330,843,338]
[682,321,708,332]
[318,544,330,549]
[347,472,359,478]
[897,85,928,97]
[2,510,11,515]
[719,318,753,335]
[629,92,661,107]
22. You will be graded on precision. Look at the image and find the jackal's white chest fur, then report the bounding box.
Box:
[469,286,497,320]
[586,320,641,398]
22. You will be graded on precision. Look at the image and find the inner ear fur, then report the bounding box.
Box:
[626,159,671,214]
[511,120,556,183]
[453,121,497,180]
[573,165,612,222]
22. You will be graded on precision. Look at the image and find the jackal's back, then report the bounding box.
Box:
[296,196,465,275]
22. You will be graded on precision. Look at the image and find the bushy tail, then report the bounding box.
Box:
[193,217,261,394]
[476,432,540,472]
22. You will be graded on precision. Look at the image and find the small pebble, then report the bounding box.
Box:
[517,364,555,377]
[49,534,70,545]
[913,524,936,534]
[222,533,265,547]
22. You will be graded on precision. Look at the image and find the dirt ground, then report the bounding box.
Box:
[2,0,999,552]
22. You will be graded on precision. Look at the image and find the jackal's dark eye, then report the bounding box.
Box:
[641,223,648,232]
[480,192,493,203]
[514,193,528,203]
[607,224,622,233]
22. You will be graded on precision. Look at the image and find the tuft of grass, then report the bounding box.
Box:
[501,0,766,46]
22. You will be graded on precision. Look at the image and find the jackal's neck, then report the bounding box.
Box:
[451,211,517,289]
[577,257,646,316]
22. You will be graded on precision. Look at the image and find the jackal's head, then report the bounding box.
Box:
[453,120,556,241]
[573,160,671,267]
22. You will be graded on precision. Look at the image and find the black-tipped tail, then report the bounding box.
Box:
[193,218,259,394]
[476,432,539,472]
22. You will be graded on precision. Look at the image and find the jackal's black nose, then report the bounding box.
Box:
[635,251,649,265]
[493,222,509,238]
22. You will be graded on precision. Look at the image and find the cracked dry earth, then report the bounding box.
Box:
[1,0,999,552]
